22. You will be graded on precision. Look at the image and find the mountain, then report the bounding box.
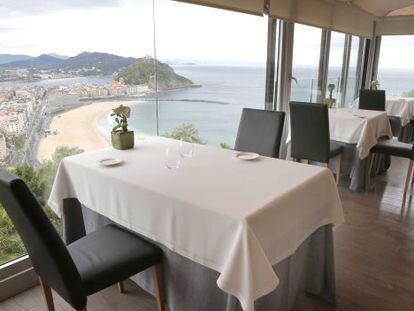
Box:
[59,52,138,75]
[0,52,138,75]
[0,54,62,69]
[47,53,69,60]
[116,57,194,90]
[0,54,34,65]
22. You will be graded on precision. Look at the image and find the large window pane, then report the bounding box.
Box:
[378,35,414,97]
[326,31,345,104]
[0,1,155,265]
[344,36,360,107]
[291,24,322,103]
[151,0,267,147]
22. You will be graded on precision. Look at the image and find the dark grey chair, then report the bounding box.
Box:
[289,102,343,185]
[0,169,164,311]
[359,89,386,111]
[370,138,414,198]
[235,108,285,158]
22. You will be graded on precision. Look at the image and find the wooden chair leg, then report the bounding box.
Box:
[336,154,342,185]
[152,264,165,311]
[39,277,55,311]
[117,281,124,293]
[404,160,414,197]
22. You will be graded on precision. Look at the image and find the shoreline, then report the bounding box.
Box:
[36,101,139,162]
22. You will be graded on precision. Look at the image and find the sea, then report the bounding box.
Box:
[2,65,414,146]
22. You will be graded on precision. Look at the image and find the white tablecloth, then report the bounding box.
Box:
[386,98,414,127]
[48,137,344,311]
[287,107,392,160]
[329,108,392,159]
[354,97,414,127]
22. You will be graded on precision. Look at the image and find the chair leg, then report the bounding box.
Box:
[335,154,342,185]
[152,264,165,311]
[404,160,414,198]
[39,277,55,311]
[118,281,124,294]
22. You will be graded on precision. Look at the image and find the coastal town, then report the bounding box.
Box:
[0,79,149,166]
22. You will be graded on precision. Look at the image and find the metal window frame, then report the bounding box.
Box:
[265,16,278,110]
[339,34,352,107]
[0,256,38,301]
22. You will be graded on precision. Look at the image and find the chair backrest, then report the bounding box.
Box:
[234,108,285,158]
[289,102,330,163]
[0,169,86,309]
[359,89,385,111]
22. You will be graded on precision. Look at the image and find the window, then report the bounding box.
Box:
[0,0,267,267]
[326,31,346,103]
[377,35,414,97]
[344,36,360,107]
[152,0,267,147]
[0,0,156,266]
[290,24,322,103]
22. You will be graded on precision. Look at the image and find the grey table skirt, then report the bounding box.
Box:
[389,116,413,143]
[287,143,390,192]
[62,200,337,311]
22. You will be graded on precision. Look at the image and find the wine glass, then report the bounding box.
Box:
[180,138,194,158]
[165,148,181,170]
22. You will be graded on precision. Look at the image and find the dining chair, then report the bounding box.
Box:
[0,169,165,311]
[289,102,344,185]
[359,89,386,111]
[369,138,414,198]
[234,108,285,158]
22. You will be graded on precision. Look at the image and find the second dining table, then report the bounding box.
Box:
[288,107,393,191]
[48,137,344,311]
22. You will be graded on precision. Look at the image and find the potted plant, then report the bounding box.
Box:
[370,80,380,90]
[110,104,134,150]
[323,83,336,108]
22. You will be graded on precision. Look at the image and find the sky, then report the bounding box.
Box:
[0,0,410,68]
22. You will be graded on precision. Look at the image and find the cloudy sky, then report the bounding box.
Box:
[0,0,411,68]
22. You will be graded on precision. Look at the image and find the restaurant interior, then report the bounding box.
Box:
[2,0,414,310]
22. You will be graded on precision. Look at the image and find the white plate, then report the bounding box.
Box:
[98,158,123,167]
[235,152,260,161]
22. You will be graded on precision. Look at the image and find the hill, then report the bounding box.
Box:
[0,52,138,75]
[0,54,34,65]
[116,57,194,90]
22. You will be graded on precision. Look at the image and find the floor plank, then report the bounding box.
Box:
[2,156,414,310]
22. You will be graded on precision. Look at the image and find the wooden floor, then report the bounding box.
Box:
[2,156,414,310]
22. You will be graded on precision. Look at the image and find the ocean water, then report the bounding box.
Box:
[98,65,269,146]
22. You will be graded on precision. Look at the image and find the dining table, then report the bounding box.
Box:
[353,96,414,142]
[48,137,344,311]
[287,107,393,191]
[386,97,414,142]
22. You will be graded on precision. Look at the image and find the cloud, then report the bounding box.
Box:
[0,0,122,15]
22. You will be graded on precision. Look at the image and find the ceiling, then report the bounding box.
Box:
[341,0,414,17]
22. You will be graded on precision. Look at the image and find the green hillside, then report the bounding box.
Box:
[116,57,194,90]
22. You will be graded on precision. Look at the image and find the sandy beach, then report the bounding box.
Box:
[36,101,137,162]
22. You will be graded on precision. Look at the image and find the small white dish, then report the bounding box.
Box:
[235,152,260,161]
[98,158,123,167]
